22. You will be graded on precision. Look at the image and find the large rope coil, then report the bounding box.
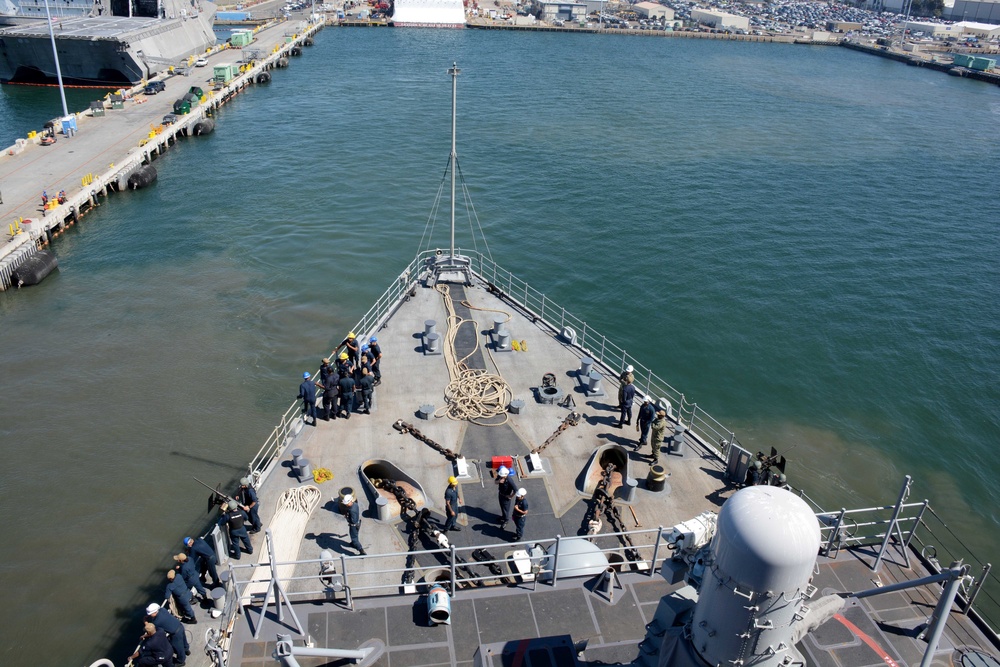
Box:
[434,284,514,426]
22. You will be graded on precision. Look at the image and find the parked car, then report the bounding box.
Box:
[195,58,209,67]
[144,81,166,95]
[162,113,178,125]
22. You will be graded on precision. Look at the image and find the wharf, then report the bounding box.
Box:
[0,17,325,290]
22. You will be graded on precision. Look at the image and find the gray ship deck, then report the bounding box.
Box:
[197,266,1000,667]
[0,15,180,39]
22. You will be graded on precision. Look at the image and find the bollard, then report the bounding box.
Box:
[586,370,603,396]
[425,332,441,353]
[291,448,303,468]
[670,424,686,455]
[418,404,434,420]
[621,477,638,503]
[211,587,226,612]
[578,356,593,379]
[493,315,506,334]
[508,399,525,415]
[497,329,511,350]
[375,496,390,521]
[297,459,312,481]
[424,319,437,337]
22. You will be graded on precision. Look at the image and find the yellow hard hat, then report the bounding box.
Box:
[448,476,457,485]
[347,331,356,338]
[339,352,348,360]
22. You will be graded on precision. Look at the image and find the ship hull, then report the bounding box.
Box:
[0,7,217,86]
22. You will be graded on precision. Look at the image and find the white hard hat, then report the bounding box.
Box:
[497,466,509,477]
[146,603,160,615]
[342,494,354,504]
[516,488,527,498]
[626,365,634,373]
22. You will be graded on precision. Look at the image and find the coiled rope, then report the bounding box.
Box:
[241,485,322,603]
[434,284,514,426]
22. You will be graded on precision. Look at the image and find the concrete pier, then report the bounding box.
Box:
[0,17,325,290]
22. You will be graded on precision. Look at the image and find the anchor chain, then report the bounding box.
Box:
[371,478,418,517]
[531,411,581,455]
[581,463,641,562]
[394,419,458,460]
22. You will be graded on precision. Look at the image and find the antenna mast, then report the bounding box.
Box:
[448,62,460,260]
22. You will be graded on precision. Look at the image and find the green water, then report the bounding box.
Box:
[0,29,998,666]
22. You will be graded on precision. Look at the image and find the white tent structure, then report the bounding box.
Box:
[392,0,466,27]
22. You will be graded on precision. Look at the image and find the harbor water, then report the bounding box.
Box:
[1,28,998,666]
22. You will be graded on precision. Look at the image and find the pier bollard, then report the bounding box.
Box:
[492,315,506,335]
[297,458,312,482]
[670,424,686,455]
[578,356,594,379]
[292,448,303,468]
[424,319,437,337]
[375,496,390,521]
[647,465,669,493]
[425,332,441,354]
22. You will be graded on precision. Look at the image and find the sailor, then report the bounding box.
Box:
[443,476,461,532]
[146,603,189,666]
[183,536,219,588]
[636,397,655,448]
[618,378,636,428]
[172,552,206,601]
[495,466,518,529]
[747,459,764,486]
[164,570,196,624]
[339,493,366,555]
[334,331,360,364]
[617,364,634,408]
[319,357,333,386]
[323,371,339,420]
[357,344,373,380]
[218,500,253,559]
[512,488,529,541]
[337,370,356,419]
[336,351,352,377]
[236,477,261,532]
[298,371,317,426]
[130,621,175,666]
[368,336,382,385]
[357,365,375,414]
[649,410,668,463]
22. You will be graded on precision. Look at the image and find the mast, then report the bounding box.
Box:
[448,62,460,260]
[43,0,70,120]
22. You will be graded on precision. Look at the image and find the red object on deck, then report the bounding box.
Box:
[491,456,513,470]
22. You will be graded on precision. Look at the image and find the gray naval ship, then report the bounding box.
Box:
[109,65,1000,667]
[0,0,215,85]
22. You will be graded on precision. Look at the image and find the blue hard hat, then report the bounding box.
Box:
[183,536,192,545]
[303,371,311,379]
[362,345,369,351]
[369,336,377,342]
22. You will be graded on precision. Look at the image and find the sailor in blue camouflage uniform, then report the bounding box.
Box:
[635,397,655,448]
[495,466,518,529]
[236,477,261,533]
[130,621,174,666]
[298,371,317,426]
[512,488,529,541]
[183,536,219,588]
[368,336,382,385]
[165,570,196,623]
[173,552,206,600]
[443,476,461,532]
[357,366,375,414]
[339,493,366,555]
[218,499,252,559]
[146,602,190,666]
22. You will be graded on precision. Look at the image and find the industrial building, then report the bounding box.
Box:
[634,1,674,20]
[955,19,1000,37]
[690,8,749,31]
[950,0,1000,22]
[534,0,587,22]
[903,20,965,37]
